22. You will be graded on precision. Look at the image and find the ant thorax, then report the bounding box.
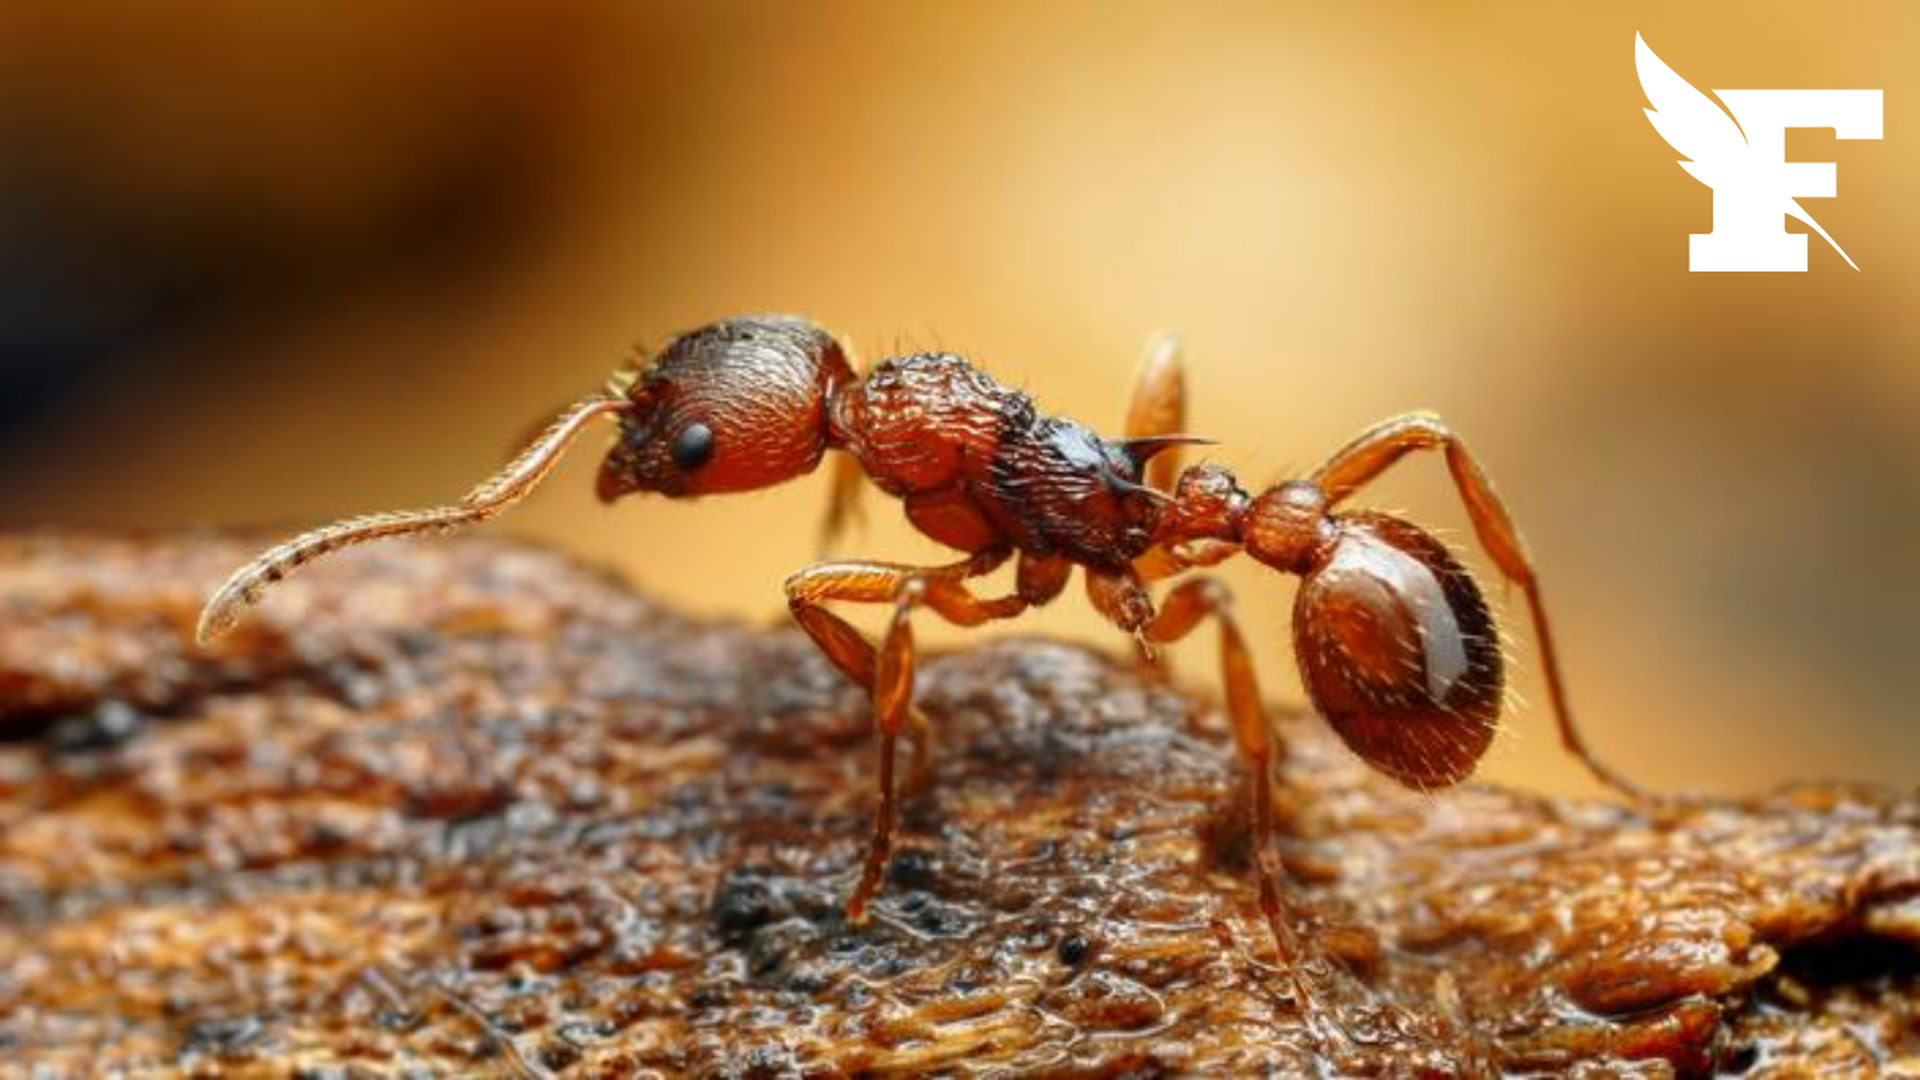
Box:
[833,352,1161,566]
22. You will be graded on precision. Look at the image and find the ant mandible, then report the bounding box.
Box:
[198,314,1645,977]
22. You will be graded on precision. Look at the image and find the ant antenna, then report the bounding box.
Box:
[196,393,630,646]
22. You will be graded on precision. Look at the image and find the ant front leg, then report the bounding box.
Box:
[815,450,867,556]
[784,549,1027,925]
[1310,411,1646,800]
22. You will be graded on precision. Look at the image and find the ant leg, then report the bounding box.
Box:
[1309,411,1646,800]
[815,450,867,556]
[901,703,936,798]
[1121,330,1175,672]
[903,554,1066,791]
[1122,332,1188,494]
[1120,334,1236,679]
[785,550,1026,924]
[1142,577,1308,994]
[862,583,921,927]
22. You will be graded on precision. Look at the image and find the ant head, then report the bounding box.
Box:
[598,315,855,501]
[196,313,852,645]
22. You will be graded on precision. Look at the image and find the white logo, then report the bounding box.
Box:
[1636,33,1882,272]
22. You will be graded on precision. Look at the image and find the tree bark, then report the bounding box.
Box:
[0,533,1915,1077]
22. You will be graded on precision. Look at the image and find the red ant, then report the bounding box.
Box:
[198,314,1644,984]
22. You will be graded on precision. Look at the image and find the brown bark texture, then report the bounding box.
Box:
[0,533,1915,1078]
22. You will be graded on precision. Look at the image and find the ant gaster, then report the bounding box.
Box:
[199,314,1645,982]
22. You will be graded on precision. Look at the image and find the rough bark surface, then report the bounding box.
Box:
[0,533,1915,1078]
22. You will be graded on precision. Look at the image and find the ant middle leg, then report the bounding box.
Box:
[1122,332,1188,494]
[1309,411,1645,800]
[784,549,1027,924]
[1140,576,1308,990]
[1118,340,1189,680]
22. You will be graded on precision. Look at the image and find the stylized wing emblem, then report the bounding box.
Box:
[1635,32,1859,270]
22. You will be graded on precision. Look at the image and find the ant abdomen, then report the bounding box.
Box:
[1292,512,1503,791]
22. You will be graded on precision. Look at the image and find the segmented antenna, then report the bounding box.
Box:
[196,393,629,646]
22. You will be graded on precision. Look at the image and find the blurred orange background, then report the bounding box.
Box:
[3,2,1916,796]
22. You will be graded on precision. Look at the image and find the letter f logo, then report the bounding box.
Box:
[1637,33,1882,272]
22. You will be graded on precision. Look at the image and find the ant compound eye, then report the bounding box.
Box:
[671,422,715,471]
